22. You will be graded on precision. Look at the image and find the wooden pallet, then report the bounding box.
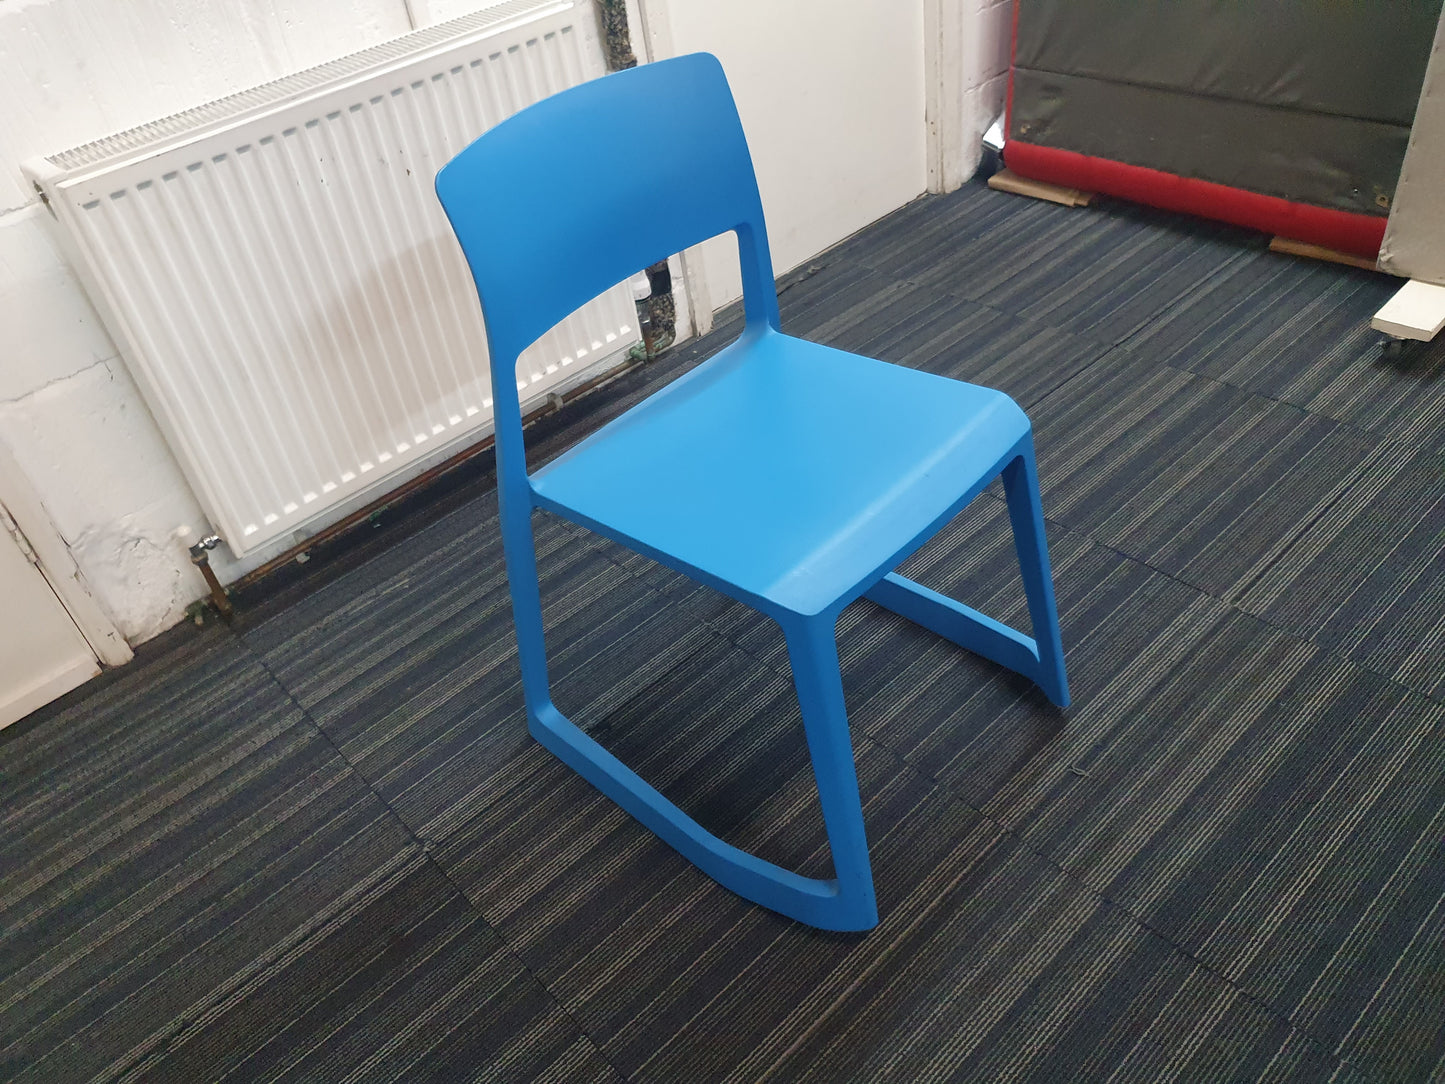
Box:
[1268,236,1379,272]
[986,168,1094,208]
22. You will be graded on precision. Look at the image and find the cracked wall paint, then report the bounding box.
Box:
[0,359,209,641]
[0,206,206,642]
[67,522,196,644]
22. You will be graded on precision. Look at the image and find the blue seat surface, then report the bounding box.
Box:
[532,328,1029,615]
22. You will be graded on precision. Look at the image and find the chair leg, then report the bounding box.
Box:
[863,441,1069,709]
[498,499,553,716]
[781,616,879,929]
[865,572,1043,680]
[1001,442,1070,708]
[510,515,878,930]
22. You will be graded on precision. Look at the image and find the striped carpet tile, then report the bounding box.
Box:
[1235,441,1445,702]
[241,511,679,817]
[775,262,920,347]
[837,185,1267,349]
[842,288,1107,409]
[126,856,621,1084]
[1025,344,1382,599]
[774,259,1111,411]
[812,181,1071,289]
[836,515,1442,1078]
[964,214,1262,348]
[418,708,1351,1083]
[827,476,1445,1080]
[1118,245,1444,449]
[1,636,619,1082]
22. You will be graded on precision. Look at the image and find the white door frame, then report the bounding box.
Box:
[0,442,132,668]
[924,0,970,193]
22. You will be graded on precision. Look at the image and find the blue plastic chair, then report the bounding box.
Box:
[435,53,1068,932]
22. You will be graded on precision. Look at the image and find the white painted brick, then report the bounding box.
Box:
[959,85,985,179]
[423,0,522,25]
[0,205,118,402]
[0,0,411,210]
[981,71,1009,119]
[964,0,1013,93]
[0,0,963,645]
[983,0,1014,80]
[960,7,984,92]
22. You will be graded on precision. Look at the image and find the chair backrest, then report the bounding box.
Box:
[435,53,779,402]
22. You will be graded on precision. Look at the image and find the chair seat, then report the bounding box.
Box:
[531,329,1030,615]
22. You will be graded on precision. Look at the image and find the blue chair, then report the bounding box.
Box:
[435,53,1068,932]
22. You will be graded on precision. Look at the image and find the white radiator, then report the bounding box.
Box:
[25,0,635,556]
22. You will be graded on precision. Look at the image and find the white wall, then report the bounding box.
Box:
[1,0,1014,645]
[640,0,930,310]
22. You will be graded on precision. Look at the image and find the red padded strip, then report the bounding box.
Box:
[1004,140,1385,259]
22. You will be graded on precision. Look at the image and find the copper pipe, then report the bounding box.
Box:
[188,535,234,619]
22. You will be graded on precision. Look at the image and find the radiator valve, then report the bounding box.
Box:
[188,535,223,561]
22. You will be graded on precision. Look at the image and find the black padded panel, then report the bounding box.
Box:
[1011,0,1443,216]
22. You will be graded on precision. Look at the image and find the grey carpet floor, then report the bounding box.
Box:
[4,180,1444,1083]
